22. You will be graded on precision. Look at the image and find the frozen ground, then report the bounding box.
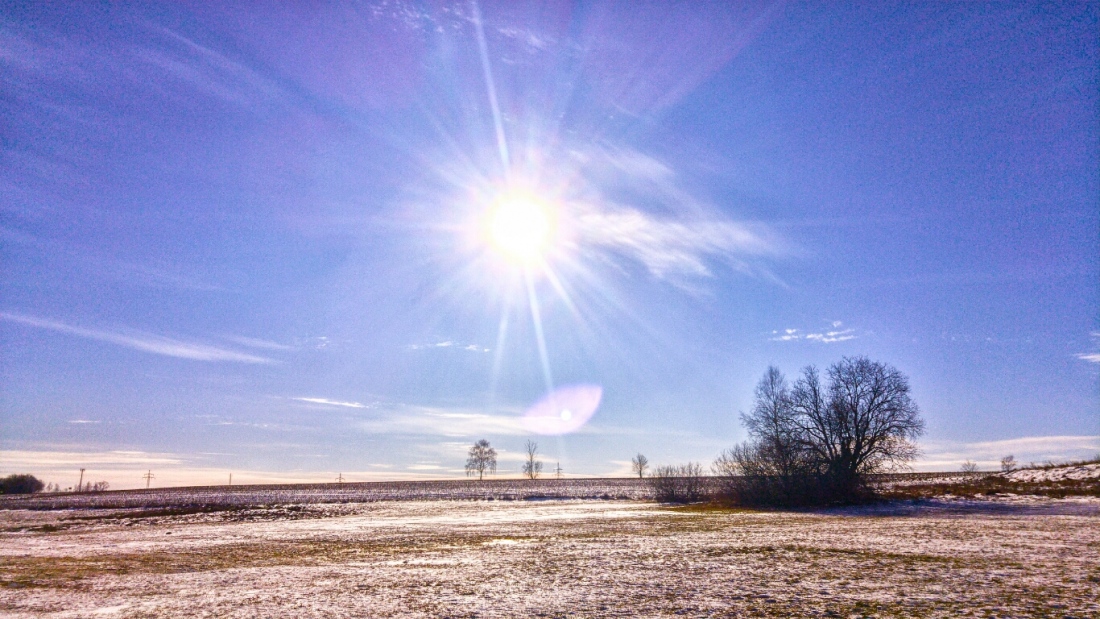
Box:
[2,498,1097,618]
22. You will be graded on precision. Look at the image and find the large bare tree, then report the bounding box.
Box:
[797,357,923,493]
[465,439,497,481]
[630,453,649,478]
[727,357,924,504]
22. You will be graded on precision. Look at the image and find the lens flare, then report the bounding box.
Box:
[522,384,603,435]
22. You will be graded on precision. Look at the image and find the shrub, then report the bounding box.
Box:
[649,463,705,503]
[0,474,45,494]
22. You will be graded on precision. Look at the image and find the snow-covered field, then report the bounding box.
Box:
[2,498,1097,618]
[1007,462,1100,484]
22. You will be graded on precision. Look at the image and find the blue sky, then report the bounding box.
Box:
[2,2,1097,489]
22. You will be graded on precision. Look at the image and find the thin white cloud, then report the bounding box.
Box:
[67,419,100,424]
[0,448,442,489]
[0,312,275,364]
[578,206,779,281]
[568,145,787,286]
[359,405,528,437]
[916,435,1100,471]
[771,322,857,344]
[0,449,184,468]
[805,329,856,343]
[293,397,368,409]
[1076,332,1100,363]
[409,340,489,352]
[222,335,293,351]
[133,26,281,109]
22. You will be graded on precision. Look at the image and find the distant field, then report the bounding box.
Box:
[1,497,1097,618]
[3,464,1096,511]
[0,478,655,510]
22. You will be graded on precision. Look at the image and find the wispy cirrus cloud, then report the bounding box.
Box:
[578,207,780,280]
[222,335,294,351]
[0,449,185,468]
[1077,332,1100,363]
[408,340,490,352]
[571,146,787,286]
[133,26,282,109]
[0,312,274,364]
[771,321,857,343]
[358,405,528,438]
[292,397,369,409]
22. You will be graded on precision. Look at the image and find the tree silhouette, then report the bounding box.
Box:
[521,440,543,480]
[465,439,497,480]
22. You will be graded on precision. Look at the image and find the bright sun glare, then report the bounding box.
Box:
[487,192,555,265]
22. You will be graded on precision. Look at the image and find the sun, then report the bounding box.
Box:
[486,190,556,265]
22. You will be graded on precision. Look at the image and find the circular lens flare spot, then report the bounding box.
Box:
[522,384,602,435]
[487,193,554,264]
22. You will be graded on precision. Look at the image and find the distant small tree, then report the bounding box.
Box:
[89,481,110,492]
[521,440,543,480]
[960,460,978,474]
[1000,455,1017,473]
[465,439,497,480]
[631,453,649,478]
[0,474,44,494]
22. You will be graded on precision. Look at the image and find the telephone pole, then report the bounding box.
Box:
[142,470,154,489]
[77,468,85,492]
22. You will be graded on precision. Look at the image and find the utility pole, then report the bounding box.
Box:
[143,470,155,489]
[555,462,563,479]
[336,473,345,483]
[77,468,85,493]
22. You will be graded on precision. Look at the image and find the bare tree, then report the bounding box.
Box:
[631,453,649,478]
[723,357,924,505]
[960,460,978,474]
[521,440,543,480]
[742,366,815,499]
[466,439,497,480]
[794,357,924,497]
[1000,455,1016,473]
